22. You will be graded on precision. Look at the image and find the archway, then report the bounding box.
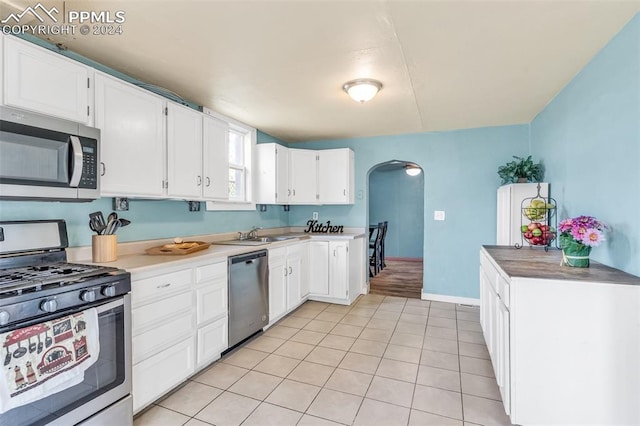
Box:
[366,160,424,298]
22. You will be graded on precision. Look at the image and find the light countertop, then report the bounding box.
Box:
[69,230,365,274]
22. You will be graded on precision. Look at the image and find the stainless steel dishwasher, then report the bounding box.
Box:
[228,250,269,348]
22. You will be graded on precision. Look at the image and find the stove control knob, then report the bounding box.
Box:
[80,290,96,303]
[40,299,58,313]
[0,311,10,326]
[102,285,116,298]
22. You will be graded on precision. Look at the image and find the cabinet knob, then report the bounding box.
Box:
[197,176,202,186]
[284,268,288,277]
[289,266,293,275]
[205,177,211,187]
[288,189,291,196]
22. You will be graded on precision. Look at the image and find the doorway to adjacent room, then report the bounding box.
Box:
[367,160,424,299]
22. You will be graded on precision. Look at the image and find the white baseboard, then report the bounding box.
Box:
[421,292,480,306]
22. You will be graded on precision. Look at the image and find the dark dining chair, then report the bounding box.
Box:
[369,222,384,277]
[380,221,388,269]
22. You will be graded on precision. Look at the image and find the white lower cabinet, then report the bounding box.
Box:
[197,317,228,366]
[268,243,308,325]
[308,239,363,305]
[131,259,228,414]
[480,247,640,425]
[132,336,196,413]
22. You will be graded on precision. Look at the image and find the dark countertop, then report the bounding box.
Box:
[482,245,640,285]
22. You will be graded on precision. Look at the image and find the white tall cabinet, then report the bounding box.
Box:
[94,72,166,198]
[496,182,548,245]
[3,36,91,124]
[308,239,363,305]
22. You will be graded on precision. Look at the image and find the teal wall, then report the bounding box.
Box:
[531,13,640,277]
[288,125,530,299]
[369,168,424,258]
[0,198,288,247]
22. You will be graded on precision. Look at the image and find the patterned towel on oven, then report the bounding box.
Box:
[0,308,100,414]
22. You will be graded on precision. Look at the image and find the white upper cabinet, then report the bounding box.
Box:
[203,116,229,200]
[3,36,91,124]
[289,149,318,204]
[255,145,355,206]
[255,143,290,204]
[94,72,166,198]
[318,149,354,204]
[167,103,203,199]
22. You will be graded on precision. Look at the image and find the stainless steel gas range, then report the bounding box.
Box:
[0,220,132,426]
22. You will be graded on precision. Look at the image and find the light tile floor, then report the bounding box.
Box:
[134,294,513,426]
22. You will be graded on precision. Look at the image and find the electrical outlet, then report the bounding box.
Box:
[434,210,446,221]
[112,197,129,211]
[313,212,319,220]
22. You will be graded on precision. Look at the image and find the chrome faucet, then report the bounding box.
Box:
[238,226,262,240]
[247,226,262,239]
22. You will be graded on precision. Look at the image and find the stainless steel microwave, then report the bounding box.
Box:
[0,106,100,201]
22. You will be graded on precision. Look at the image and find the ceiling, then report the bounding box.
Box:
[2,1,639,142]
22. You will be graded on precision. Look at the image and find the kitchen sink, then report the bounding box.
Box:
[212,235,299,246]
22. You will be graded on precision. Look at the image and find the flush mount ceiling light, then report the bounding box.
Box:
[405,164,421,176]
[342,79,383,103]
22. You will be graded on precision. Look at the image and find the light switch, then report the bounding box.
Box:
[313,212,319,220]
[434,210,446,221]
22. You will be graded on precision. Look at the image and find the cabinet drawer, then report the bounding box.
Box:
[197,317,228,367]
[133,336,196,414]
[132,269,192,307]
[196,279,227,325]
[132,291,192,334]
[132,309,194,363]
[269,247,287,264]
[196,261,227,283]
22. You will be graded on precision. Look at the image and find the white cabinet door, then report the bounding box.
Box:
[329,241,348,299]
[3,37,90,123]
[286,251,302,310]
[269,259,287,321]
[133,336,196,414]
[255,143,290,204]
[203,116,229,200]
[95,73,166,197]
[167,103,203,199]
[497,300,511,414]
[197,317,228,367]
[309,241,329,296]
[299,242,310,298]
[196,280,227,326]
[289,149,317,203]
[318,149,354,204]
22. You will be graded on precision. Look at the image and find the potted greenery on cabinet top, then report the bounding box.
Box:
[498,155,544,185]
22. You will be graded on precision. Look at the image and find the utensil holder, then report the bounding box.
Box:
[92,235,117,263]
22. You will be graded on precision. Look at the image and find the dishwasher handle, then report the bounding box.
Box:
[229,250,268,264]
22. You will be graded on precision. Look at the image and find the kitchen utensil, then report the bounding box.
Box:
[119,218,131,227]
[107,212,118,223]
[28,337,36,353]
[4,347,11,366]
[89,211,106,235]
[45,331,52,348]
[13,341,26,359]
[37,335,43,354]
[108,219,121,235]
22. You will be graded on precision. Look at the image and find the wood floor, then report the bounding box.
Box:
[369,259,423,299]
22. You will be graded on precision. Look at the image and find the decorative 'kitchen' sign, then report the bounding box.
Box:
[304,220,344,234]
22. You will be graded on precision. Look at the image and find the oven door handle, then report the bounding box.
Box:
[69,135,83,188]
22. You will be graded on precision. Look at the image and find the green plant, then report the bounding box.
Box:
[497,155,544,184]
